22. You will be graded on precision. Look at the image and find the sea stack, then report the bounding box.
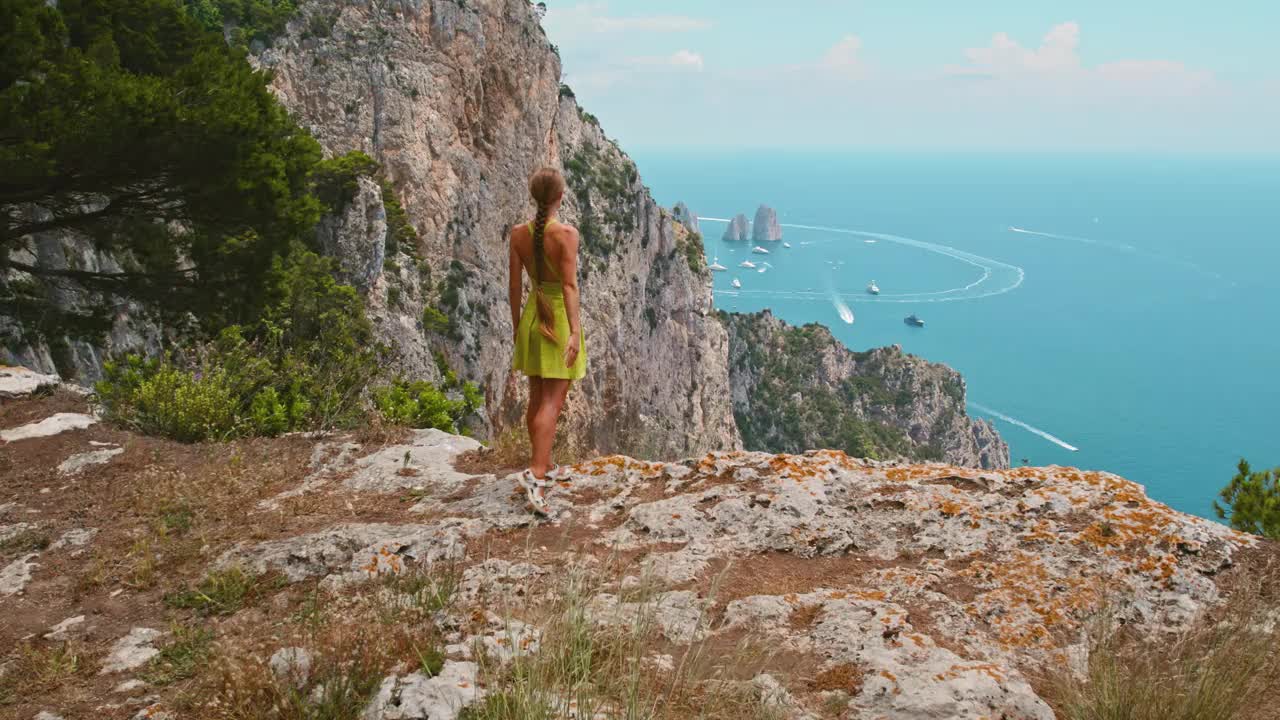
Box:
[723,214,750,242]
[753,205,783,242]
[673,202,700,235]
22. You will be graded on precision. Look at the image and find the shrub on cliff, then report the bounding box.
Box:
[1214,459,1280,540]
[96,247,381,440]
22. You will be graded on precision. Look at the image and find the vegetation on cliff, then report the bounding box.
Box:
[720,309,1002,467]
[3,0,474,438]
[1216,459,1280,540]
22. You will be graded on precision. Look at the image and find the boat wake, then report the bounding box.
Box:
[1009,226,1224,281]
[703,218,1026,304]
[968,401,1080,452]
[1008,226,1135,251]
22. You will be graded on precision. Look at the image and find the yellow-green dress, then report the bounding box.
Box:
[512,221,588,380]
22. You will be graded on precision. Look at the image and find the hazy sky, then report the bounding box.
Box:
[542,1,1280,152]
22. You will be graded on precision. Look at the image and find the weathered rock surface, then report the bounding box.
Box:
[364,662,480,720]
[315,175,387,292]
[256,0,739,458]
[1,412,97,443]
[0,554,38,596]
[673,202,699,235]
[723,213,751,242]
[723,310,1008,469]
[58,447,123,475]
[209,433,1259,718]
[753,205,783,243]
[0,366,60,398]
[100,627,165,674]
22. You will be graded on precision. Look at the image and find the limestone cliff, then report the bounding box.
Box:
[723,213,751,242]
[673,201,699,235]
[254,0,738,456]
[723,309,1009,469]
[753,204,783,242]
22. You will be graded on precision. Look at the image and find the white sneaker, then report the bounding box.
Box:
[517,469,552,517]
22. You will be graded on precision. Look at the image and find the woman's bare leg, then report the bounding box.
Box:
[529,378,571,478]
[526,376,543,455]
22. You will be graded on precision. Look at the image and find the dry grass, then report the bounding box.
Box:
[462,565,789,720]
[0,641,94,705]
[454,428,589,478]
[1044,555,1280,720]
[193,564,455,720]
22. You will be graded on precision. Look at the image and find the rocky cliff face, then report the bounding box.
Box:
[672,201,699,235]
[723,213,751,242]
[254,0,738,456]
[753,204,783,243]
[724,309,1008,469]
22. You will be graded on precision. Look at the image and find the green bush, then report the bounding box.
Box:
[96,247,381,441]
[310,151,379,210]
[372,379,478,433]
[422,306,452,334]
[1215,459,1280,539]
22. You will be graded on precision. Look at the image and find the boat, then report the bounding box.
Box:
[739,260,757,269]
[731,278,742,289]
[866,281,880,295]
[864,239,877,244]
[757,266,767,273]
[708,256,728,272]
[752,246,771,255]
[904,314,925,327]
[783,242,792,248]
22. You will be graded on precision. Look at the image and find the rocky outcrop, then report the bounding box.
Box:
[1,387,1271,718]
[672,202,699,235]
[0,224,165,382]
[256,0,739,457]
[722,213,750,242]
[753,204,783,242]
[314,175,387,292]
[722,310,1008,469]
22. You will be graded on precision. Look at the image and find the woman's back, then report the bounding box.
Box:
[511,219,574,284]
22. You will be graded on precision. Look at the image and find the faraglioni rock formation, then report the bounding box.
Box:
[2,379,1269,720]
[723,213,751,242]
[723,309,1009,469]
[753,204,783,242]
[673,202,699,235]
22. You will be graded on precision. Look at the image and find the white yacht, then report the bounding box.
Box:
[731,278,742,289]
[758,266,767,273]
[739,260,757,269]
[708,256,728,272]
[866,281,880,295]
[783,242,792,248]
[752,246,771,255]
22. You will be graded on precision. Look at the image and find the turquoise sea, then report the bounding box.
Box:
[634,152,1280,519]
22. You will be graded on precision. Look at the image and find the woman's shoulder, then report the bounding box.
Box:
[548,221,580,244]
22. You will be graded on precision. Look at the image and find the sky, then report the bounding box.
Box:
[541,1,1280,153]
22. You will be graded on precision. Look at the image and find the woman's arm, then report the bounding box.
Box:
[508,228,524,340]
[557,227,583,367]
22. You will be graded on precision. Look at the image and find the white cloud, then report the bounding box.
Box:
[942,22,1213,101]
[628,50,705,72]
[946,22,1082,77]
[545,2,711,36]
[820,35,864,73]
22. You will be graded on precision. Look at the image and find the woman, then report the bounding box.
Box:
[509,167,587,515]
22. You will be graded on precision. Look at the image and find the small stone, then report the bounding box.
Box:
[268,647,312,687]
[100,627,165,674]
[49,528,97,555]
[34,712,65,720]
[58,447,124,475]
[44,615,86,641]
[114,679,148,694]
[0,554,39,597]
